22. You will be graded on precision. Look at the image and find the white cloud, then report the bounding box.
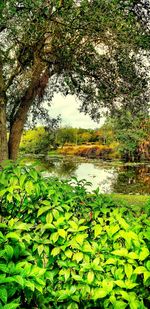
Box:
[47,93,105,129]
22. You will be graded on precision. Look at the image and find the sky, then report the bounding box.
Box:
[47,93,105,129]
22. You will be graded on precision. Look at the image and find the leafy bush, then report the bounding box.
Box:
[0,164,150,308]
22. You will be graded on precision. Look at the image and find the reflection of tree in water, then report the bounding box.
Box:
[113,165,150,194]
[38,158,79,177]
[38,159,56,173]
[23,156,79,178]
[56,159,79,177]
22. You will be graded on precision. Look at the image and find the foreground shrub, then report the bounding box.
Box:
[0,164,150,308]
[0,219,45,308]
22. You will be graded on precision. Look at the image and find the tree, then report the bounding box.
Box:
[0,0,150,161]
[0,58,8,160]
[57,127,76,147]
[20,126,58,154]
[112,111,150,162]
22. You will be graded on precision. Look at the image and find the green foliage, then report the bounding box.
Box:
[20,127,56,154]
[0,164,150,308]
[56,127,77,147]
[113,112,150,162]
[0,219,45,308]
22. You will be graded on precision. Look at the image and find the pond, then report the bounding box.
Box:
[22,155,150,194]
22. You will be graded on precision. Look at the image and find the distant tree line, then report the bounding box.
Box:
[20,115,150,162]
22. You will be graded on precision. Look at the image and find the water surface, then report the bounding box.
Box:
[23,155,150,194]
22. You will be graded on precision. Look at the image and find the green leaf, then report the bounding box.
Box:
[134,266,146,274]
[87,270,94,284]
[24,280,35,291]
[58,229,67,239]
[15,222,30,230]
[19,174,26,187]
[25,180,34,194]
[65,249,73,258]
[67,302,78,309]
[105,258,117,265]
[75,233,87,245]
[116,216,129,230]
[51,247,61,257]
[69,221,78,231]
[6,232,20,240]
[73,252,83,263]
[0,287,7,304]
[112,248,128,257]
[124,264,133,279]
[115,280,126,288]
[93,224,102,238]
[50,232,59,243]
[101,279,114,292]
[93,257,100,266]
[127,252,139,259]
[37,206,50,217]
[30,169,38,181]
[146,261,150,271]
[3,303,20,309]
[59,269,70,281]
[118,291,129,301]
[93,288,107,299]
[13,275,24,286]
[125,280,138,289]
[113,300,127,309]
[46,212,53,224]
[52,209,60,220]
[0,275,15,283]
[139,247,149,261]
[78,226,88,231]
[0,264,8,273]
[106,224,120,237]
[29,266,45,277]
[143,271,150,283]
[38,244,44,256]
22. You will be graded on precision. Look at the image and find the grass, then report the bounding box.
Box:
[108,193,150,213]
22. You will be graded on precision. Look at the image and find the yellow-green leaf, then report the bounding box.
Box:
[65,249,73,258]
[58,229,67,239]
[73,252,83,263]
[93,288,107,299]
[112,248,128,257]
[46,212,53,224]
[87,270,94,284]
[51,247,61,257]
[93,224,102,238]
[37,206,50,217]
[139,247,149,261]
[124,264,133,279]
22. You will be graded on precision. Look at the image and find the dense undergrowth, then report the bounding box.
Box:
[0,164,150,308]
[59,144,118,160]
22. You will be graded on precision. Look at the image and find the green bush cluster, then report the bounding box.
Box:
[0,164,150,308]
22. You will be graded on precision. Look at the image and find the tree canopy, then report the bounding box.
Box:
[0,0,150,160]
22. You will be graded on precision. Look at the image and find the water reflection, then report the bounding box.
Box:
[113,165,150,194]
[22,156,150,194]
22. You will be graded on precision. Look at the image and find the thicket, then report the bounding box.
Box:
[0,164,150,308]
[59,145,117,160]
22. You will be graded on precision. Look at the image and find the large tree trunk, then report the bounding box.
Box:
[8,98,33,160]
[8,59,49,160]
[0,62,8,162]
